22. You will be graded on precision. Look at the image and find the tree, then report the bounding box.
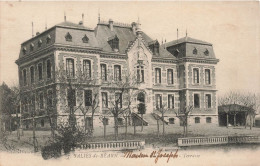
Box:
[137,103,146,132]
[107,75,136,141]
[156,104,168,136]
[0,82,16,132]
[55,65,99,136]
[174,105,193,137]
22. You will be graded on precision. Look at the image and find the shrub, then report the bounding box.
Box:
[41,142,62,160]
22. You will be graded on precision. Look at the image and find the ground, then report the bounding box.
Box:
[1,123,260,153]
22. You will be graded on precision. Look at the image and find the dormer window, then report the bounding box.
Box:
[174,49,179,57]
[38,39,42,47]
[148,40,159,56]
[46,35,51,44]
[82,35,89,43]
[65,32,72,42]
[204,49,209,56]
[22,47,27,55]
[108,35,119,52]
[193,48,197,55]
[30,43,34,51]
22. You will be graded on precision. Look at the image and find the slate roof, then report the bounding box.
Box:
[94,23,175,58]
[164,36,212,48]
[56,21,93,31]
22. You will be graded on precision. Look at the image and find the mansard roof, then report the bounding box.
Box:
[94,22,174,59]
[164,36,212,47]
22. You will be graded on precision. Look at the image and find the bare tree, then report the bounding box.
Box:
[174,105,193,137]
[156,104,168,136]
[106,75,136,141]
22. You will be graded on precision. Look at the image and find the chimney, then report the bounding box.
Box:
[109,19,113,31]
[79,21,83,25]
[131,22,137,35]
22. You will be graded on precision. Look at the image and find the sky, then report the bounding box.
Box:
[0,1,259,95]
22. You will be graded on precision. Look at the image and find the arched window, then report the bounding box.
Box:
[205,69,211,85]
[46,59,51,79]
[114,65,121,81]
[155,68,161,84]
[66,58,75,77]
[167,69,174,84]
[137,66,144,83]
[83,60,91,79]
[193,68,199,84]
[137,92,145,103]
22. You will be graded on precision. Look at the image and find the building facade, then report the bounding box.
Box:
[16,19,219,130]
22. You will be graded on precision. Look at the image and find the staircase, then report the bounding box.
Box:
[132,113,169,126]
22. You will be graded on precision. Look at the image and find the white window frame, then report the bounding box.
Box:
[154,93,163,109]
[167,93,175,109]
[113,64,122,81]
[82,58,93,80]
[192,67,200,85]
[154,67,162,84]
[166,68,174,85]
[37,62,43,81]
[204,68,212,85]
[205,93,212,109]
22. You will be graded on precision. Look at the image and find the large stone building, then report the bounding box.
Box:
[16,18,219,130]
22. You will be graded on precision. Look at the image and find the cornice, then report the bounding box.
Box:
[178,57,219,64]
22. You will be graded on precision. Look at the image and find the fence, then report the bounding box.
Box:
[77,140,145,151]
[178,135,260,147]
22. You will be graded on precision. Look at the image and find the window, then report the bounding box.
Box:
[205,94,211,108]
[102,92,108,108]
[205,69,211,85]
[168,95,174,109]
[41,119,44,127]
[194,94,200,108]
[193,48,197,55]
[114,65,121,81]
[30,66,34,84]
[23,69,27,85]
[38,39,42,47]
[148,41,159,55]
[85,117,93,128]
[47,90,53,107]
[67,89,76,106]
[66,58,75,78]
[169,118,175,124]
[155,68,161,84]
[46,35,51,44]
[30,95,35,111]
[206,117,212,123]
[82,35,89,43]
[155,94,162,109]
[137,66,144,83]
[38,63,43,81]
[84,90,92,106]
[83,60,91,79]
[103,118,109,125]
[39,92,44,109]
[101,64,107,81]
[47,59,51,79]
[65,32,72,42]
[117,118,123,125]
[115,93,122,108]
[108,36,119,51]
[167,69,174,84]
[193,68,199,84]
[195,117,200,123]
[204,49,209,56]
[30,43,34,51]
[23,47,27,55]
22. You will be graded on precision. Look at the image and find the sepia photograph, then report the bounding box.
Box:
[0,1,259,166]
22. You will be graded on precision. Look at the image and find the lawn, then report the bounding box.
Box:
[2,124,260,152]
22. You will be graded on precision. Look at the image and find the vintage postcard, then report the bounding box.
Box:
[0,1,260,166]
